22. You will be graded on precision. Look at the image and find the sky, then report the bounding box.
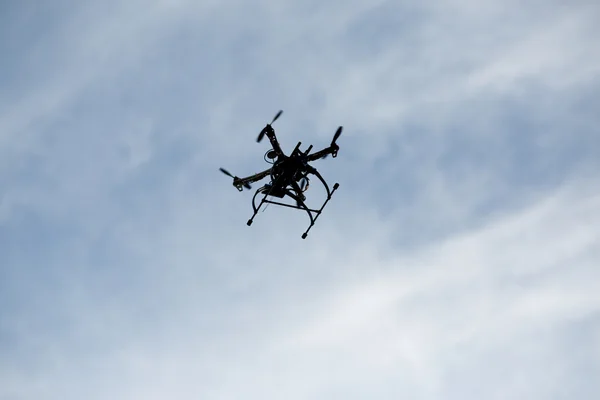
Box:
[1,0,599,399]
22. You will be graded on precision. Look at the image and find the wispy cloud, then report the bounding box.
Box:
[1,0,599,399]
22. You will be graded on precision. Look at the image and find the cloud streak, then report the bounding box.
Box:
[1,0,599,399]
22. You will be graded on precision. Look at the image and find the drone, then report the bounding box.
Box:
[219,110,342,239]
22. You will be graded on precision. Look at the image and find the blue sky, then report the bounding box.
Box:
[1,1,599,399]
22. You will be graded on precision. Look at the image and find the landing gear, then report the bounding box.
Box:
[299,181,339,239]
[245,176,340,239]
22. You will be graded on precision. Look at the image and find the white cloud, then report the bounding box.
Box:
[1,0,599,399]
[2,176,598,400]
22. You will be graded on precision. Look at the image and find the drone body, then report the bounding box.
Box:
[219,110,342,239]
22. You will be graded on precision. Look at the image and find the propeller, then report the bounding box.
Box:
[219,167,234,178]
[331,126,342,146]
[257,110,283,143]
[271,110,283,124]
[219,168,251,190]
[324,126,342,159]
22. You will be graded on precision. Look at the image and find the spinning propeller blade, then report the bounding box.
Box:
[271,110,283,124]
[256,129,266,143]
[324,126,343,159]
[300,178,307,191]
[219,167,233,178]
[331,126,342,145]
[257,110,283,143]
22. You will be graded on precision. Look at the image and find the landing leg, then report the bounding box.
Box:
[301,182,339,239]
[247,205,261,226]
[247,186,272,227]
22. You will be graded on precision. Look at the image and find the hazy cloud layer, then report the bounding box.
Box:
[1,1,599,399]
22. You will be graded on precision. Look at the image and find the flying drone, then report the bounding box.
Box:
[219,110,342,239]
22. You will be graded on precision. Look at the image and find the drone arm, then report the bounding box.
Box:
[306,144,338,161]
[263,127,285,157]
[307,126,342,161]
[236,168,272,187]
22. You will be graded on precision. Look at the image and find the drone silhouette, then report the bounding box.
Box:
[219,110,341,239]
